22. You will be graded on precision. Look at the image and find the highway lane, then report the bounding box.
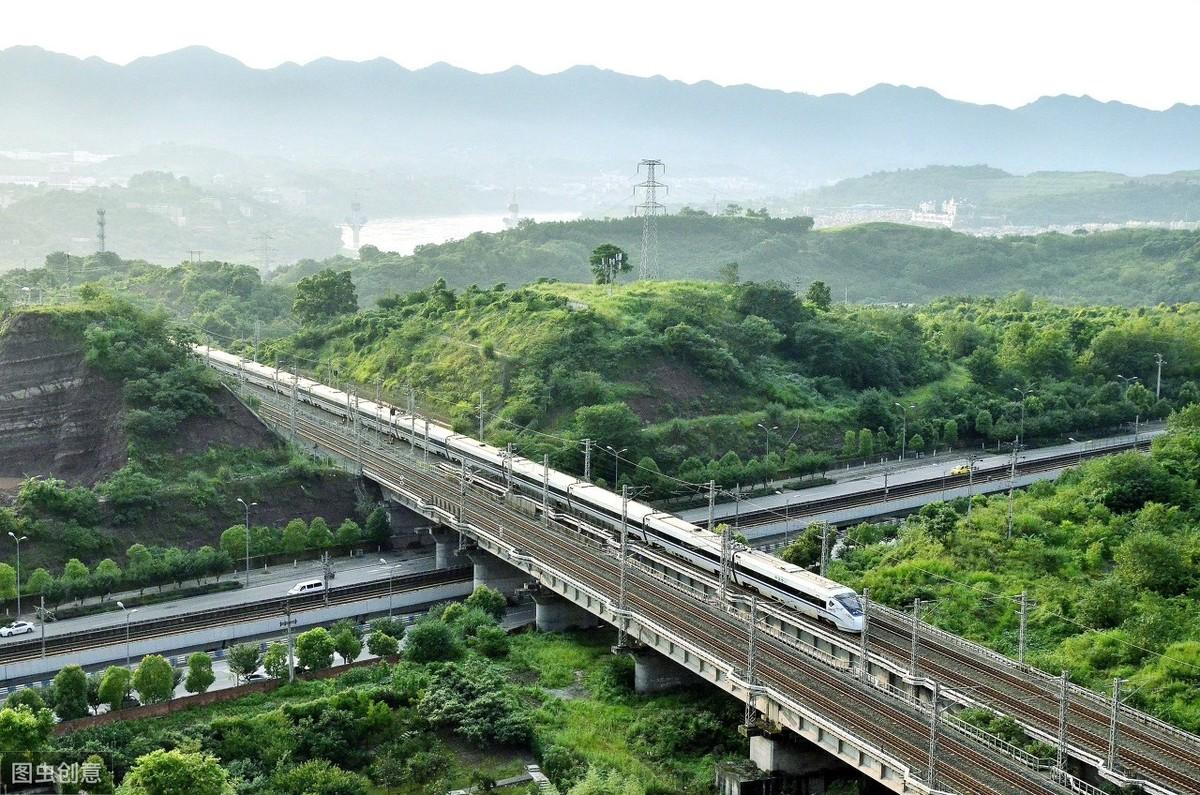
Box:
[4,551,437,644]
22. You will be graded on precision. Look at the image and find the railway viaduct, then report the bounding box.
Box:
[211,351,1200,795]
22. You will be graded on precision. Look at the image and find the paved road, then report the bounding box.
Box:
[682,428,1162,525]
[3,550,439,643]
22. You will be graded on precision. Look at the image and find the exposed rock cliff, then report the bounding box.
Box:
[0,311,127,485]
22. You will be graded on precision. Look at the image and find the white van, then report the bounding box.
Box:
[287,579,325,596]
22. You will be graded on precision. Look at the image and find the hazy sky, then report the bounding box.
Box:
[5,0,1198,110]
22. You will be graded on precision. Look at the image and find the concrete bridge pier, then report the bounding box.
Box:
[529,587,600,632]
[615,643,697,695]
[464,548,528,600]
[428,528,460,569]
[726,732,871,795]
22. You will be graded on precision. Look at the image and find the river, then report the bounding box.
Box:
[339,211,580,255]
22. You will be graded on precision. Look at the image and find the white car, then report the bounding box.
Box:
[0,621,35,638]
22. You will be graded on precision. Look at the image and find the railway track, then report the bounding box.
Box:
[712,439,1153,532]
[261,396,1070,795]
[0,567,471,666]
[869,616,1200,794]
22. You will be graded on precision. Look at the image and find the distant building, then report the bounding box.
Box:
[910,198,963,228]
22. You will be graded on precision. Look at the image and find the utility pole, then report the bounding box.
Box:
[237,498,256,588]
[423,418,430,465]
[927,680,941,788]
[1107,677,1123,771]
[1013,385,1035,450]
[542,455,550,527]
[1006,436,1019,539]
[289,371,298,443]
[1018,591,1029,666]
[281,601,296,683]
[819,522,830,577]
[1056,670,1070,772]
[858,587,871,684]
[505,443,514,489]
[478,391,485,440]
[617,485,630,647]
[910,598,922,675]
[582,439,593,481]
[256,231,274,271]
[321,552,333,605]
[253,319,261,362]
[745,595,759,729]
[635,159,667,280]
[39,595,46,658]
[1154,353,1165,400]
[894,402,914,460]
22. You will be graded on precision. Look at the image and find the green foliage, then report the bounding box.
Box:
[296,627,336,671]
[293,269,358,325]
[116,749,234,795]
[227,643,261,684]
[132,655,174,705]
[589,244,632,285]
[269,760,371,795]
[365,507,391,545]
[263,642,291,680]
[332,625,362,665]
[98,666,133,712]
[185,652,216,695]
[419,658,533,746]
[5,688,46,713]
[465,585,508,622]
[366,630,400,657]
[52,665,90,720]
[405,617,465,663]
[0,705,55,761]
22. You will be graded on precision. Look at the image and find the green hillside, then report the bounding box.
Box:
[266,279,1200,496]
[270,215,1200,306]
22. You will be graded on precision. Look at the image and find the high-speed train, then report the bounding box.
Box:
[201,347,865,632]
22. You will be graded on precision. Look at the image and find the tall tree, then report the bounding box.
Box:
[52,665,90,720]
[116,749,234,795]
[292,269,358,325]
[588,244,631,285]
[184,653,216,695]
[805,280,833,310]
[227,644,262,685]
[133,655,175,705]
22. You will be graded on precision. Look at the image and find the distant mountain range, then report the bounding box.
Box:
[2,46,1199,197]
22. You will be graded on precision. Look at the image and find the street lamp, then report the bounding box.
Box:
[117,601,138,668]
[1116,374,1139,397]
[894,403,915,460]
[236,498,257,588]
[756,423,779,459]
[1068,437,1084,467]
[604,446,627,487]
[8,532,27,617]
[379,558,402,617]
[1012,385,1036,450]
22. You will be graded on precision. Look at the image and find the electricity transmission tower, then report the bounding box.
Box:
[96,209,106,253]
[634,159,667,280]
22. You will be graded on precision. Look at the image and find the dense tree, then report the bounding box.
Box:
[184,652,216,695]
[116,749,234,795]
[52,665,90,720]
[293,269,358,325]
[227,644,262,685]
[269,760,371,795]
[588,244,631,285]
[365,507,391,546]
[805,280,833,310]
[296,627,335,671]
[263,643,291,680]
[133,655,174,705]
[465,585,508,622]
[405,618,464,663]
[332,626,362,666]
[366,631,400,657]
[98,666,132,712]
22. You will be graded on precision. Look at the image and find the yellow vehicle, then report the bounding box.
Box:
[950,463,976,476]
